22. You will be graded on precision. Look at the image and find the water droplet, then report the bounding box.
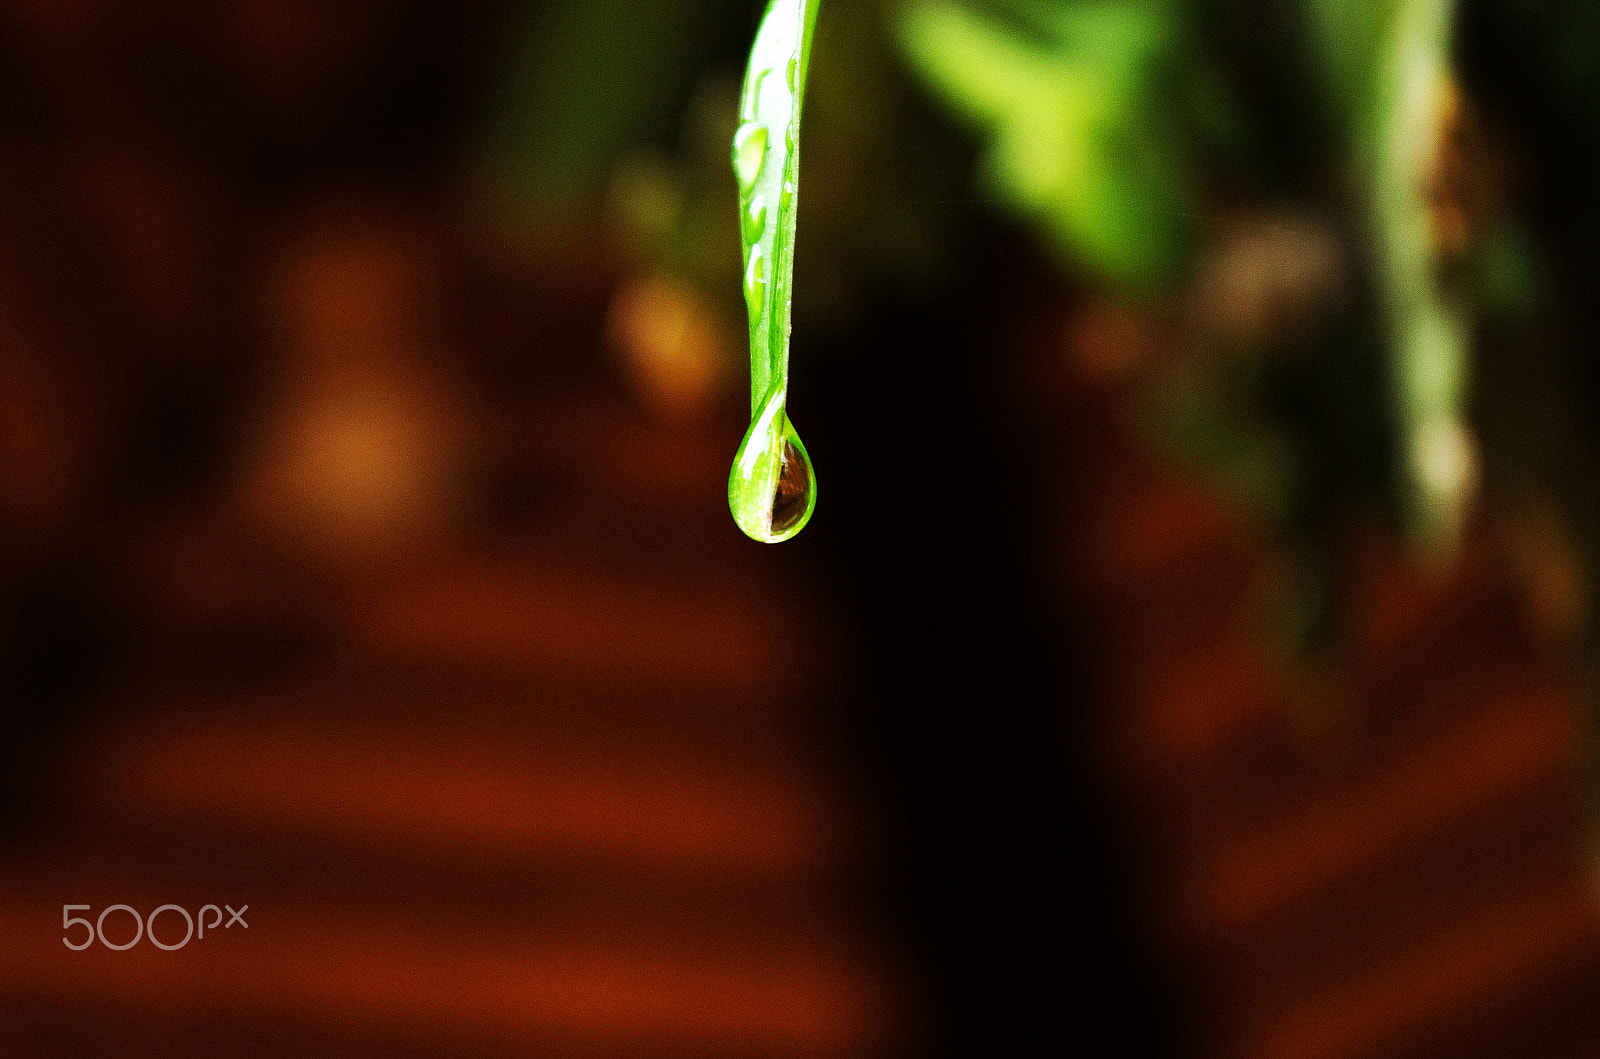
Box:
[743,68,769,117]
[785,121,796,155]
[728,405,815,543]
[769,439,813,536]
[780,180,795,213]
[786,55,799,91]
[732,123,768,192]
[744,246,767,314]
[742,195,768,244]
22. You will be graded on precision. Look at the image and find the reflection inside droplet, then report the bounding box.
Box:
[769,440,812,536]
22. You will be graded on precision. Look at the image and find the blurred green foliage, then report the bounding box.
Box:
[897,0,1191,288]
[477,0,744,216]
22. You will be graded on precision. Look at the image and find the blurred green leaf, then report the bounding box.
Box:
[897,0,1190,288]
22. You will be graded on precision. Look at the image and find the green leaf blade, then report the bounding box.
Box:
[728,0,820,543]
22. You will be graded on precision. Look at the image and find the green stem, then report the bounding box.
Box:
[1370,0,1471,555]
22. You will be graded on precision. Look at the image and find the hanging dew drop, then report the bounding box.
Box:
[732,123,768,192]
[728,400,816,543]
[786,55,800,91]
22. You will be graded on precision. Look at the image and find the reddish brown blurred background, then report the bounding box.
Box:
[0,1,1598,1057]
